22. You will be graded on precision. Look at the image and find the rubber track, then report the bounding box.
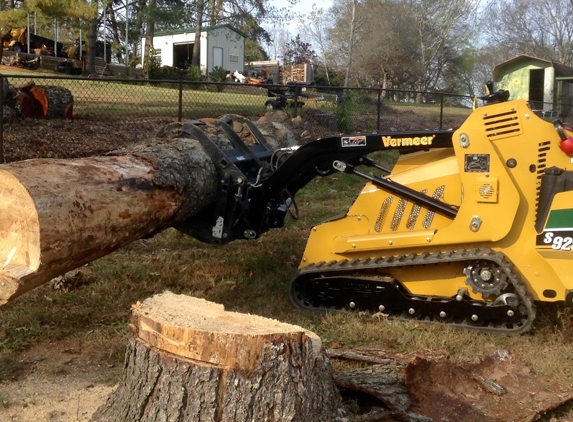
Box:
[290,248,536,334]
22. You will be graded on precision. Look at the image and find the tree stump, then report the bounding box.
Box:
[91,292,348,422]
[19,85,74,119]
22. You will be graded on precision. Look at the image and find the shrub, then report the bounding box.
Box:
[335,92,355,133]
[185,65,202,89]
[210,66,228,82]
[186,65,202,82]
[210,66,228,92]
[144,47,162,80]
[160,66,184,80]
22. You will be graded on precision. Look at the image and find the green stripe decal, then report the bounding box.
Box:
[546,209,573,229]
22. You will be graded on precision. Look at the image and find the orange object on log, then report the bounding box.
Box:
[19,85,73,119]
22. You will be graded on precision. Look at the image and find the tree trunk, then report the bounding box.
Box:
[0,114,298,306]
[192,0,205,67]
[107,4,124,64]
[143,0,156,68]
[87,18,98,75]
[0,129,218,305]
[19,85,74,119]
[91,292,348,422]
[344,0,358,88]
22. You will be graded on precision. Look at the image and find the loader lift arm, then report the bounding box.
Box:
[175,116,458,244]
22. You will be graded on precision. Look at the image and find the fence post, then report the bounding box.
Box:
[377,89,382,132]
[178,78,183,122]
[0,74,4,163]
[293,87,299,118]
[439,94,444,130]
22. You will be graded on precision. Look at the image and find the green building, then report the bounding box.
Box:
[494,55,573,118]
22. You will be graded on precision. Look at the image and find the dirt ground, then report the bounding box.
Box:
[0,339,117,422]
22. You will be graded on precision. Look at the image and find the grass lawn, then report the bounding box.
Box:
[1,167,573,399]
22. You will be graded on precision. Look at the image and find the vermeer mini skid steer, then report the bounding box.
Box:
[178,90,573,334]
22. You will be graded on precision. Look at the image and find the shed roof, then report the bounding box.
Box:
[493,54,573,80]
[147,24,247,39]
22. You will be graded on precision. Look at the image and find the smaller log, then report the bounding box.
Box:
[91,292,348,422]
[19,85,73,119]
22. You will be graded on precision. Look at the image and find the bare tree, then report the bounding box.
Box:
[325,0,367,85]
[301,5,333,84]
[484,0,573,66]
[344,0,358,87]
[351,0,419,89]
[407,0,476,91]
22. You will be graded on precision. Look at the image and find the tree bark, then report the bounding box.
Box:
[192,0,205,68]
[91,292,348,422]
[87,18,98,75]
[0,130,217,305]
[19,85,74,119]
[143,0,156,68]
[0,114,299,306]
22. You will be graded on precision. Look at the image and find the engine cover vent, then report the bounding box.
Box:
[483,109,522,141]
[476,176,498,203]
[535,141,551,210]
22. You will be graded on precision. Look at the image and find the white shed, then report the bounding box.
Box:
[141,24,246,75]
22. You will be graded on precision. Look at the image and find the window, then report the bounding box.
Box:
[229,47,238,63]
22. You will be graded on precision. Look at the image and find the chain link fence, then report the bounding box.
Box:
[0,74,474,162]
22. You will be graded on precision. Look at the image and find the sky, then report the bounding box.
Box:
[272,0,319,14]
[262,0,333,59]
[270,0,333,26]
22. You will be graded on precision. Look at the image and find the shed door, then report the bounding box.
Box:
[529,69,544,110]
[213,47,223,69]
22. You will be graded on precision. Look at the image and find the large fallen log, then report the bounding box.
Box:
[91,292,348,421]
[0,114,298,305]
[0,137,215,305]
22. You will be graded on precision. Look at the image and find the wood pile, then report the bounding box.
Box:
[280,64,312,84]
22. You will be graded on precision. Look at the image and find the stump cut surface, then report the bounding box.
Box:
[133,292,309,371]
[92,292,348,422]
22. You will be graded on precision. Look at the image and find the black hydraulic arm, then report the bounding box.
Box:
[333,161,458,219]
[176,118,458,245]
[253,130,454,201]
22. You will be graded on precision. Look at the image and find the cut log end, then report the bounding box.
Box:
[19,85,74,119]
[0,169,40,278]
[91,292,348,422]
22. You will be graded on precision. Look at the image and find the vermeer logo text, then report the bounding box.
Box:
[382,135,435,147]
